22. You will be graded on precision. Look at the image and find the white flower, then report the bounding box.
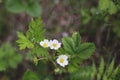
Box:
[50,39,61,50]
[40,39,50,48]
[56,55,68,67]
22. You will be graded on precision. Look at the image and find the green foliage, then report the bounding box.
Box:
[6,0,42,17]
[6,0,25,13]
[80,9,91,24]
[22,61,53,80]
[32,45,49,57]
[62,37,75,54]
[108,1,118,14]
[33,19,48,57]
[16,32,34,50]
[22,70,40,80]
[115,66,120,80]
[95,58,119,80]
[77,43,96,59]
[68,58,120,80]
[36,61,53,80]
[17,18,48,59]
[26,18,45,43]
[97,57,104,80]
[99,0,109,11]
[26,1,42,17]
[70,67,92,80]
[68,65,96,80]
[0,43,23,71]
[68,57,82,73]
[16,18,45,50]
[1,0,120,79]
[106,59,114,77]
[99,0,118,14]
[91,63,97,79]
[61,32,96,73]
[16,18,96,78]
[62,32,96,59]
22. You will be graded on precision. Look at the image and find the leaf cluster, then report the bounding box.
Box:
[16,18,49,59]
[26,18,45,43]
[0,43,23,71]
[99,0,118,14]
[62,32,96,59]
[68,66,95,80]
[6,0,42,17]
[68,57,120,80]
[58,32,96,73]
[16,18,96,75]
[22,70,39,80]
[95,58,119,80]
[22,61,53,80]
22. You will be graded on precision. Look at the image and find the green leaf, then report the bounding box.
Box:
[97,57,104,80]
[14,54,23,62]
[68,64,79,73]
[25,51,34,61]
[36,61,48,77]
[70,66,94,80]
[0,43,23,71]
[62,37,75,54]
[94,58,119,80]
[99,58,104,76]
[91,62,97,79]
[72,32,81,49]
[103,75,107,80]
[97,73,101,80]
[111,65,119,79]
[9,59,18,68]
[106,59,114,77]
[99,0,118,14]
[32,46,49,57]
[6,0,25,13]
[57,48,66,55]
[108,1,117,14]
[81,9,91,24]
[9,53,22,69]
[99,0,109,11]
[6,0,42,17]
[16,32,34,50]
[62,32,95,60]
[0,61,6,71]
[77,43,96,59]
[26,18,45,43]
[68,57,82,73]
[23,70,40,80]
[26,2,42,17]
[62,32,81,54]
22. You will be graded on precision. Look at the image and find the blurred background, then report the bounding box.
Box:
[0,0,120,80]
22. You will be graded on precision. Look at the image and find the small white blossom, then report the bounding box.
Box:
[56,55,68,67]
[50,39,61,50]
[40,39,50,48]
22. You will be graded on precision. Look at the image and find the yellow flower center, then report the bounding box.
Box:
[43,43,48,47]
[52,43,57,47]
[60,58,64,63]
